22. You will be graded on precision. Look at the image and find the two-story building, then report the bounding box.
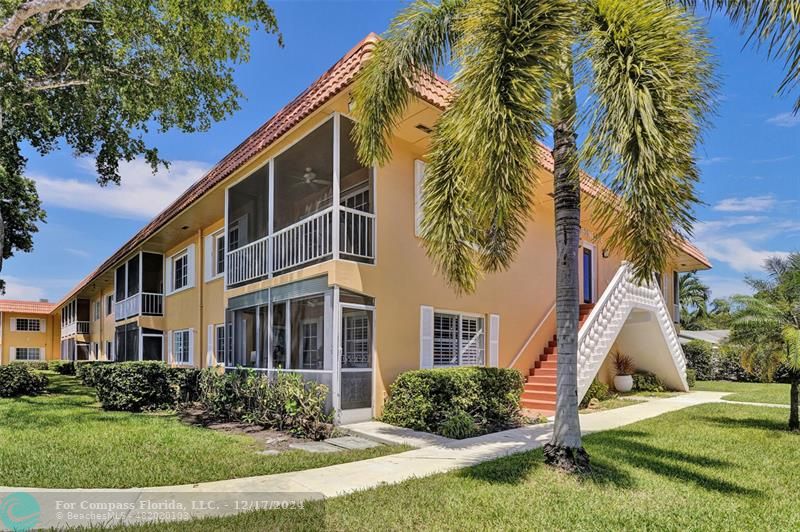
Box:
[1,34,709,422]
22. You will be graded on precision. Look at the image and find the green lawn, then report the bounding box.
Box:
[116,403,800,531]
[694,380,790,405]
[0,373,406,489]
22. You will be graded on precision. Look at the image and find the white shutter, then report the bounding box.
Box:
[167,331,174,365]
[186,244,196,288]
[414,160,426,237]
[203,235,214,282]
[188,329,195,366]
[420,305,434,369]
[207,324,214,367]
[10,319,16,332]
[39,318,46,333]
[9,347,15,360]
[165,256,174,294]
[489,314,500,367]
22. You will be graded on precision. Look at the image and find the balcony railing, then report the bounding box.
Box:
[226,206,375,286]
[61,321,90,338]
[115,292,164,321]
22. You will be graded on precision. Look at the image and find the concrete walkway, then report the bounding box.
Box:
[3,391,734,528]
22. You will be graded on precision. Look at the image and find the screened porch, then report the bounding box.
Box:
[225,113,375,287]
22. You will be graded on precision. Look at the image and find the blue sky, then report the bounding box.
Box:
[3,1,798,303]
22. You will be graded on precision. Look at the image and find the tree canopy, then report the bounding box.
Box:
[0,0,281,290]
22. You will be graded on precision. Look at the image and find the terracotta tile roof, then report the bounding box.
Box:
[0,299,57,314]
[56,31,708,307]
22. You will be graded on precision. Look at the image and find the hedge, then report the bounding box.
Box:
[682,340,759,382]
[75,360,114,387]
[632,371,664,392]
[198,369,334,440]
[91,362,201,412]
[0,364,48,397]
[381,367,523,438]
[10,360,49,371]
[48,360,76,375]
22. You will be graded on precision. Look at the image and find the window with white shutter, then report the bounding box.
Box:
[429,311,485,367]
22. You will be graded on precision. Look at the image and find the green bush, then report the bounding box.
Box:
[48,360,76,375]
[198,369,334,440]
[633,371,664,392]
[90,362,201,412]
[686,368,697,388]
[0,364,48,397]
[682,340,714,381]
[381,367,523,437]
[580,378,611,408]
[438,410,478,439]
[75,360,112,385]
[9,360,49,371]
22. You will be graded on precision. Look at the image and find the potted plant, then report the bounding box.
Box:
[612,352,635,392]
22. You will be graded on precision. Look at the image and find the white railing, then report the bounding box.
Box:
[576,263,688,402]
[226,206,376,286]
[61,321,90,338]
[272,207,333,274]
[340,207,375,259]
[115,292,164,320]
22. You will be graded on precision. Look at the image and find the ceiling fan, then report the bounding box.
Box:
[293,167,331,187]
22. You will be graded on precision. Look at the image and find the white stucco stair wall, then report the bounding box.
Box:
[577,263,689,403]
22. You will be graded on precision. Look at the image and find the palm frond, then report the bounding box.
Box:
[579,0,716,283]
[679,0,800,112]
[782,326,800,370]
[350,0,466,165]
[418,0,573,291]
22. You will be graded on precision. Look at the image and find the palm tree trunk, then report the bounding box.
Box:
[543,52,590,474]
[790,370,799,432]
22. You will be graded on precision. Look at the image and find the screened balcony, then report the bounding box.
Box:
[114,252,164,320]
[226,113,375,287]
[60,297,90,338]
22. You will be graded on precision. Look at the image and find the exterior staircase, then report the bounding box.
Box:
[521,303,594,416]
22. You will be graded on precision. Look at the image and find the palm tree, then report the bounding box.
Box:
[730,253,800,431]
[351,0,715,473]
[679,272,711,329]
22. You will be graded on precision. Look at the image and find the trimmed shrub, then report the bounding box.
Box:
[75,360,112,385]
[198,369,334,440]
[48,360,76,375]
[633,371,664,392]
[580,378,611,408]
[0,364,48,397]
[438,410,478,439]
[715,344,759,382]
[682,340,714,381]
[686,368,697,388]
[90,362,201,412]
[381,367,523,437]
[9,360,49,371]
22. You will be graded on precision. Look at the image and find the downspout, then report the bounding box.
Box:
[197,229,204,369]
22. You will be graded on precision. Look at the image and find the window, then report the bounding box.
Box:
[14,347,41,361]
[106,294,113,316]
[433,312,485,367]
[13,318,42,332]
[173,329,191,365]
[215,324,225,365]
[205,231,226,281]
[173,253,188,290]
[215,234,225,276]
[94,301,101,321]
[106,341,113,361]
[300,320,321,369]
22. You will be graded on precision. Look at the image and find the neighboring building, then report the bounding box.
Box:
[0,34,710,420]
[0,300,58,365]
[678,329,730,346]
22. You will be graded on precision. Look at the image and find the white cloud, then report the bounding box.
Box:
[694,216,765,237]
[32,158,211,220]
[65,248,90,258]
[697,156,730,166]
[766,112,800,127]
[695,237,789,272]
[712,195,776,212]
[0,276,47,300]
[751,155,793,164]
